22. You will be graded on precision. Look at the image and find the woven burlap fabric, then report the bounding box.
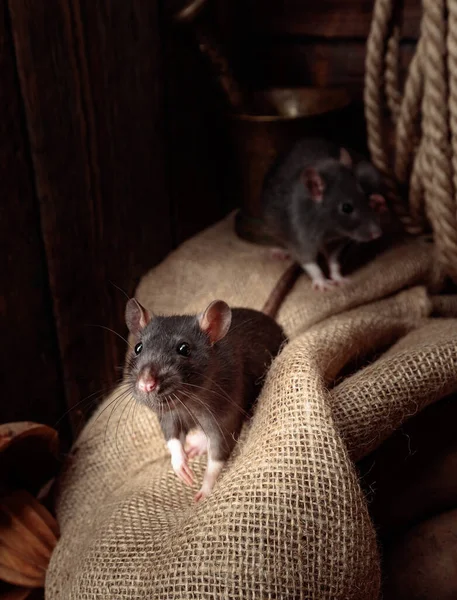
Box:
[134,213,432,336]
[46,212,455,600]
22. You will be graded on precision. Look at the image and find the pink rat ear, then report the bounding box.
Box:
[125,298,152,336]
[301,167,325,202]
[369,193,388,214]
[339,147,353,168]
[198,300,232,345]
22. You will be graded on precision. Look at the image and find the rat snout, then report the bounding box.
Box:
[138,377,157,393]
[137,367,158,393]
[369,223,382,240]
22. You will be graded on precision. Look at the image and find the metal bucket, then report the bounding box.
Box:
[229,87,355,243]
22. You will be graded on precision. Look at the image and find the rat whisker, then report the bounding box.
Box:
[83,386,131,442]
[172,393,208,441]
[99,389,133,445]
[125,393,136,440]
[54,379,125,428]
[182,381,250,419]
[115,395,134,455]
[109,280,130,301]
[85,323,133,350]
[178,389,230,452]
[171,395,185,439]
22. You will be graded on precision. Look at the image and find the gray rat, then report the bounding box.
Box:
[123,270,296,501]
[261,137,387,290]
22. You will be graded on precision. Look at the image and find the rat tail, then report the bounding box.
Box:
[261,263,302,319]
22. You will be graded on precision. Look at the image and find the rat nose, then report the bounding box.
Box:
[369,224,382,240]
[138,373,157,393]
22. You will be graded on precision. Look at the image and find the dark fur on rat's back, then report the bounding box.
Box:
[261,137,384,263]
[125,308,285,463]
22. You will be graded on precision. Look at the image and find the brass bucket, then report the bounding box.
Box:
[229,87,355,244]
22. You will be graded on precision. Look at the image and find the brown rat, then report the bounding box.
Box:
[261,137,387,290]
[123,268,296,501]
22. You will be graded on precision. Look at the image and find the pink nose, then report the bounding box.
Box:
[138,376,157,393]
[370,225,382,240]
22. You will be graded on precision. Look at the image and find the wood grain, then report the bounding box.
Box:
[219,0,421,40]
[0,4,66,431]
[8,0,173,433]
[233,39,416,91]
[161,19,233,244]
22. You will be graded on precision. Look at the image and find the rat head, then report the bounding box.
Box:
[124,298,232,412]
[301,148,387,243]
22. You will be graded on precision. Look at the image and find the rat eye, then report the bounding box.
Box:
[177,342,191,357]
[134,342,143,355]
[341,202,354,214]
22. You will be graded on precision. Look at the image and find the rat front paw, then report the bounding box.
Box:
[194,488,208,503]
[185,429,208,459]
[194,482,213,503]
[270,247,290,261]
[329,275,350,286]
[312,279,334,292]
[171,455,194,487]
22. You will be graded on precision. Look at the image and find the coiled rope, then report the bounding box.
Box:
[365,0,457,284]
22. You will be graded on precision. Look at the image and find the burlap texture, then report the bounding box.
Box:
[46,212,457,599]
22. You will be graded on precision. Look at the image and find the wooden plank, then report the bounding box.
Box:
[232,39,416,92]
[218,0,421,40]
[9,0,173,433]
[0,5,66,431]
[160,20,233,244]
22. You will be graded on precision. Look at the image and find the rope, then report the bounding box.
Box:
[365,0,419,233]
[365,0,457,285]
[385,25,402,122]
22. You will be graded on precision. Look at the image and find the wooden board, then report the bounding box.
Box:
[160,21,234,244]
[233,39,416,91]
[0,5,67,432]
[220,0,421,40]
[8,0,173,433]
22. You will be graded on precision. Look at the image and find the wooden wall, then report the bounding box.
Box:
[1,0,228,442]
[215,0,420,92]
[0,0,421,443]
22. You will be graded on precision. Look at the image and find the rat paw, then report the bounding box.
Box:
[194,485,212,503]
[185,429,208,459]
[171,456,194,487]
[312,279,334,292]
[329,275,350,286]
[270,247,290,261]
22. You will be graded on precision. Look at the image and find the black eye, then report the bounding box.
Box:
[341,202,354,214]
[177,342,191,357]
[134,342,143,355]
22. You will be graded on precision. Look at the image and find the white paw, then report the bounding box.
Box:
[171,453,194,487]
[270,247,290,261]
[312,279,334,292]
[185,429,208,459]
[330,275,350,286]
[194,487,209,503]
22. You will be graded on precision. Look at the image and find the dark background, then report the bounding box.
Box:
[0,0,420,443]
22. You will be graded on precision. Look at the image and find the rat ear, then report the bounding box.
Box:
[369,193,388,214]
[125,298,151,335]
[339,147,353,168]
[301,167,325,202]
[198,300,232,345]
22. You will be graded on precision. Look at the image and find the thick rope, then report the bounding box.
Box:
[366,0,457,284]
[365,0,419,233]
[385,25,402,122]
[423,0,457,282]
[394,37,424,187]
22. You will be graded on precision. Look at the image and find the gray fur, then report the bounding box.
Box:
[125,308,285,462]
[261,137,385,266]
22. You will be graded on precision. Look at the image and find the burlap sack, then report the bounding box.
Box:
[46,213,457,599]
